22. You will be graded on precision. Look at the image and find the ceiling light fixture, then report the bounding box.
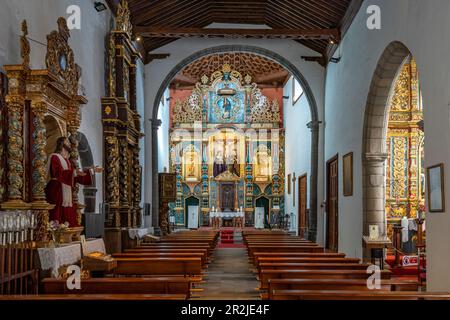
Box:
[94,1,107,12]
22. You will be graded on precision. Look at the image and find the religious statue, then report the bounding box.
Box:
[221,97,232,119]
[45,137,102,227]
[187,154,195,177]
[213,150,225,177]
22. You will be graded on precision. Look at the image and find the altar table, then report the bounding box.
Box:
[210,211,245,228]
[37,243,81,278]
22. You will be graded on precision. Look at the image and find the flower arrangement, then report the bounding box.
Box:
[48,220,69,247]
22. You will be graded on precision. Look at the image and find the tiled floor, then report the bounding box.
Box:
[194,247,260,300]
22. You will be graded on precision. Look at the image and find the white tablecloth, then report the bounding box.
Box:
[82,238,106,255]
[128,228,151,239]
[210,211,245,218]
[37,243,81,278]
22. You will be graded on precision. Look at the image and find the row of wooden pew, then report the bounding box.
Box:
[243,229,450,300]
[38,230,219,300]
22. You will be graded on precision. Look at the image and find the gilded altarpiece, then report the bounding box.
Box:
[169,65,285,227]
[0,18,88,240]
[101,0,144,252]
[385,58,425,238]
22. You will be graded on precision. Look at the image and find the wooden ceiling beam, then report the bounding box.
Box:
[134,26,340,41]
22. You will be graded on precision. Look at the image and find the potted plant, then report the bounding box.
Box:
[48,221,69,247]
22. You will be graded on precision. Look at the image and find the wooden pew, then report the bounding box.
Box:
[42,277,192,298]
[258,269,392,290]
[270,290,450,300]
[113,252,208,267]
[248,245,325,260]
[0,294,187,300]
[113,258,203,277]
[265,279,419,299]
[256,257,360,267]
[137,244,213,255]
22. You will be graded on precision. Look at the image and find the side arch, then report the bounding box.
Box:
[362,41,412,236]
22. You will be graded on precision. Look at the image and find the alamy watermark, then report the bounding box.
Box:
[366,264,381,289]
[66,5,81,30]
[367,4,381,30]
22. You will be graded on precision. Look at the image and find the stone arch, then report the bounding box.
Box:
[150,45,320,240]
[362,41,412,237]
[77,132,97,213]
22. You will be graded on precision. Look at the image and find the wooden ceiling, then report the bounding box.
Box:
[171,52,290,88]
[107,0,362,64]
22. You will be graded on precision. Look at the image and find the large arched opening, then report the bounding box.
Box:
[149,45,320,241]
[362,41,425,254]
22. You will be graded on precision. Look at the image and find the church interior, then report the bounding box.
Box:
[1,0,450,304]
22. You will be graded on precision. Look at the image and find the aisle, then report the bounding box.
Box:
[194,247,260,300]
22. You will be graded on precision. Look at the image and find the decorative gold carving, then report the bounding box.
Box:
[46,17,80,96]
[0,88,5,201]
[31,101,48,201]
[20,20,30,68]
[107,34,116,97]
[105,106,112,115]
[386,57,424,220]
[215,170,240,181]
[5,96,25,200]
[250,85,281,123]
[132,147,142,227]
[105,136,120,205]
[119,139,129,204]
[182,144,201,182]
[390,62,410,111]
[115,0,133,35]
[172,86,203,123]
[253,145,272,183]
[391,137,407,198]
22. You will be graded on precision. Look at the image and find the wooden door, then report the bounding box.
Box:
[326,155,339,252]
[298,174,307,238]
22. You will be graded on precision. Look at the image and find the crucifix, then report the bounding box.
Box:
[292,173,296,206]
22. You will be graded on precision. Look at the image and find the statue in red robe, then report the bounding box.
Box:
[45,137,101,227]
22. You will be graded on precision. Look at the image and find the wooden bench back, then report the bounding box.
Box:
[42,277,191,298]
[114,258,203,276]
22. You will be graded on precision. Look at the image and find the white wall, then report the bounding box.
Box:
[284,77,312,233]
[143,33,327,237]
[0,0,112,212]
[324,0,450,291]
[157,88,170,173]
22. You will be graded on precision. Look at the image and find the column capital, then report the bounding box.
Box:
[150,118,162,129]
[363,152,388,163]
[306,120,321,131]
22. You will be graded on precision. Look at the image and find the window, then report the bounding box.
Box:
[292,77,304,105]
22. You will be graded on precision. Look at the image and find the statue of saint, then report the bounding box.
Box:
[45,137,102,227]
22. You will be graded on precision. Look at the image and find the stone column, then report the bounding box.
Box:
[151,118,162,234]
[307,120,320,242]
[363,153,388,237]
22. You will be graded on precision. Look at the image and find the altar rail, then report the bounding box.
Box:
[0,243,39,295]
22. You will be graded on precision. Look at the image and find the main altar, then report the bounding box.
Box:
[168,64,285,228]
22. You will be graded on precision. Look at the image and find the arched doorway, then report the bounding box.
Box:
[185,196,200,229]
[77,132,97,214]
[362,41,424,243]
[150,45,320,241]
[255,196,270,227]
[43,115,63,156]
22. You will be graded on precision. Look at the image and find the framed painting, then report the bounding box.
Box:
[427,163,445,212]
[343,152,353,196]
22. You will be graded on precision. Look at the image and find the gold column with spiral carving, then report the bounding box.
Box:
[30,101,54,241]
